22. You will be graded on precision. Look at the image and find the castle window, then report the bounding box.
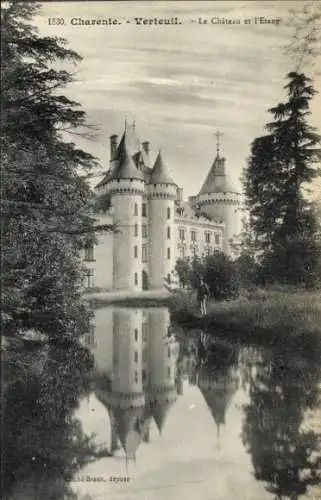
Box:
[167,248,171,259]
[134,203,138,216]
[167,366,171,379]
[134,272,138,285]
[191,230,197,242]
[134,351,138,363]
[167,207,171,220]
[134,245,138,258]
[167,273,171,284]
[167,226,171,239]
[142,244,148,263]
[178,247,185,259]
[142,370,147,382]
[134,224,138,237]
[142,323,148,342]
[142,203,147,217]
[179,228,185,241]
[84,242,95,262]
[215,233,221,245]
[142,348,147,362]
[134,328,138,341]
[84,324,95,348]
[142,224,148,238]
[205,231,211,243]
[84,269,94,289]
[134,371,139,383]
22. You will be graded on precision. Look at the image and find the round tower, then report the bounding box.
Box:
[95,308,145,459]
[148,151,177,289]
[106,134,145,291]
[147,308,178,433]
[195,138,242,254]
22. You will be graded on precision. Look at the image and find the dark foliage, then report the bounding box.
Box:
[243,72,321,287]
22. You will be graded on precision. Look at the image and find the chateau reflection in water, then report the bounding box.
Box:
[90,308,180,460]
[87,308,244,461]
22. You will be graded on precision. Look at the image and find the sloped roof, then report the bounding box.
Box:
[151,398,176,432]
[149,151,176,186]
[111,149,144,181]
[112,406,145,456]
[198,370,239,426]
[199,154,239,195]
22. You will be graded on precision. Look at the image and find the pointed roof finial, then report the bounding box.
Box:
[217,423,221,451]
[132,120,136,131]
[125,115,127,130]
[215,130,223,156]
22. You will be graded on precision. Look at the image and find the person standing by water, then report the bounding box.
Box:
[196,278,210,316]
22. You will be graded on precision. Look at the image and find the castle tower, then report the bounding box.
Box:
[148,152,177,289]
[198,365,240,447]
[147,308,178,433]
[106,126,145,290]
[194,135,242,254]
[95,308,145,458]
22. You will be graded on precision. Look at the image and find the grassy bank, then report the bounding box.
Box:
[82,290,172,309]
[169,288,321,361]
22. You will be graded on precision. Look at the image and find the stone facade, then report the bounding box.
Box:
[83,122,242,291]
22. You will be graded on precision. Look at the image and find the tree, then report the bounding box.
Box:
[2,338,110,499]
[203,251,239,300]
[243,72,321,286]
[242,349,321,499]
[1,4,114,496]
[174,258,191,289]
[1,2,113,340]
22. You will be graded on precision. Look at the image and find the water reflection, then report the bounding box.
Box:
[77,308,321,500]
[92,308,181,461]
[3,338,108,500]
[242,350,321,499]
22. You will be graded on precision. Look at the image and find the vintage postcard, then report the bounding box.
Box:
[2,1,321,500]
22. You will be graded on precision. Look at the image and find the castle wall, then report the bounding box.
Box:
[148,185,177,289]
[111,308,145,407]
[83,214,113,290]
[197,193,242,253]
[111,179,145,290]
[147,308,177,392]
[175,217,225,260]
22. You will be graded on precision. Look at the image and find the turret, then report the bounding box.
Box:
[193,134,242,254]
[148,151,177,289]
[107,125,145,290]
[147,308,178,433]
[198,364,239,447]
[95,308,145,459]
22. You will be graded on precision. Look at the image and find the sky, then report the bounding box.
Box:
[34,1,321,200]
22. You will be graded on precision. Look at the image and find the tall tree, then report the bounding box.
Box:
[243,72,321,286]
[1,2,112,340]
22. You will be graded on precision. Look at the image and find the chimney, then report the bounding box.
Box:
[110,134,118,161]
[142,141,150,155]
[176,187,183,202]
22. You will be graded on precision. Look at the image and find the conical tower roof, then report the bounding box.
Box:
[198,154,239,195]
[111,406,145,456]
[150,151,176,186]
[151,397,177,433]
[111,147,144,181]
[117,123,141,159]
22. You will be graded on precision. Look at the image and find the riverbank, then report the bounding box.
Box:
[169,288,321,361]
[82,289,172,308]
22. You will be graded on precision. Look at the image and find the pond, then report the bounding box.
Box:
[72,306,321,500]
[4,306,321,500]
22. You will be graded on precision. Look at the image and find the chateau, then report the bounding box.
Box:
[87,307,240,460]
[84,121,242,291]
